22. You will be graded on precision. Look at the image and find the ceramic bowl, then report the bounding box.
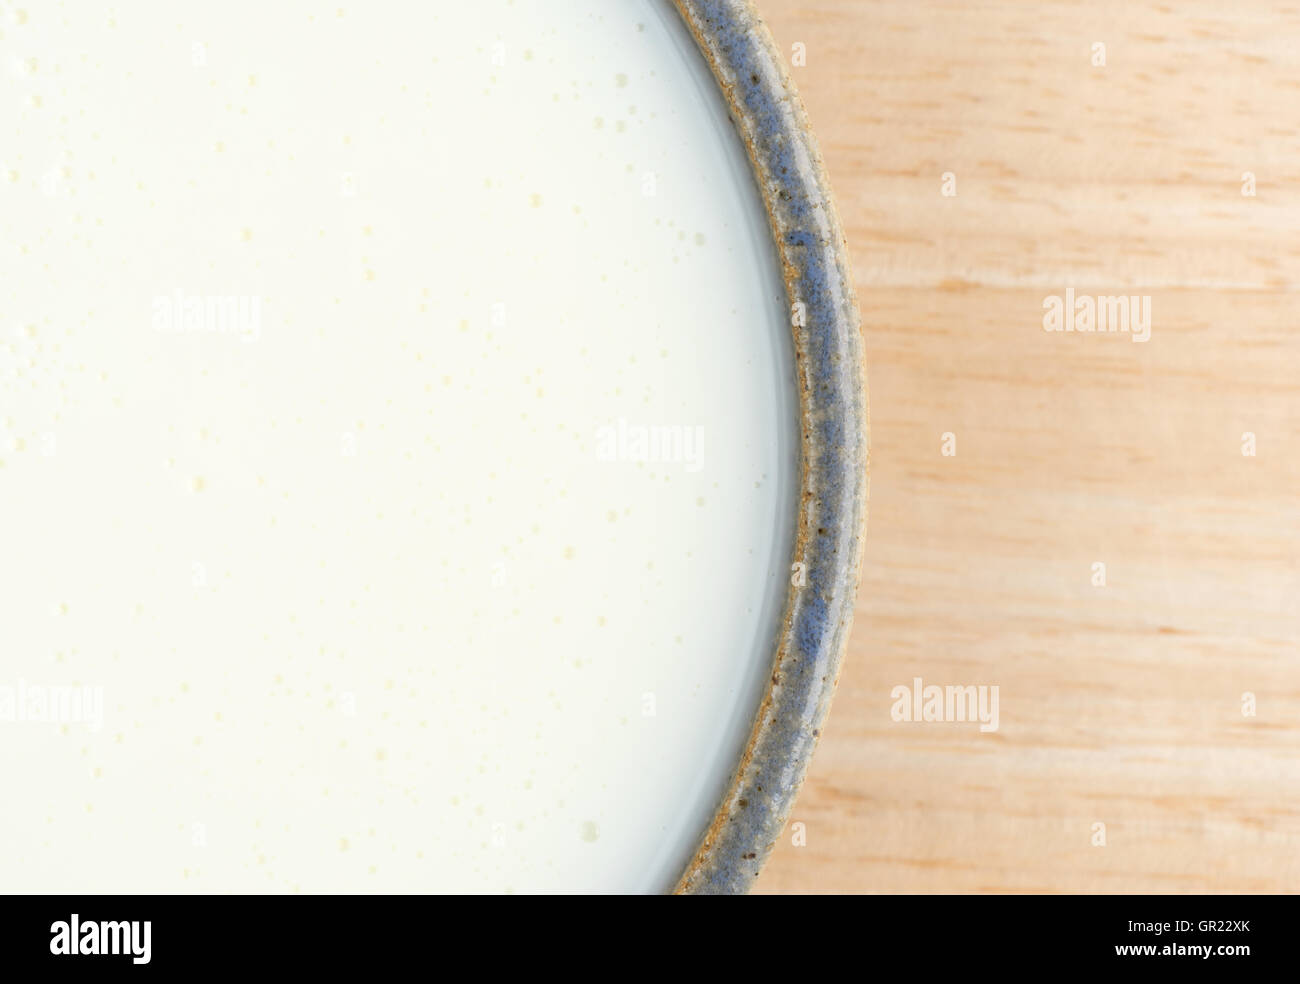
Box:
[670,0,868,894]
[0,0,864,895]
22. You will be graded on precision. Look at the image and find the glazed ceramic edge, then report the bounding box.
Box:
[670,0,869,894]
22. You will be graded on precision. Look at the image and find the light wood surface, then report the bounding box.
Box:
[751,0,1300,893]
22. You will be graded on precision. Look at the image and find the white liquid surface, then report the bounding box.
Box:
[0,0,795,892]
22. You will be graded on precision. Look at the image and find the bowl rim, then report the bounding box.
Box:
[670,0,869,894]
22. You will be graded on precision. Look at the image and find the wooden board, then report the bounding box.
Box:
[752,0,1300,893]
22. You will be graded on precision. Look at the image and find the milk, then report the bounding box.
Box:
[0,0,795,892]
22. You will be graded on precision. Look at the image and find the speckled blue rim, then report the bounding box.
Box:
[671,0,869,894]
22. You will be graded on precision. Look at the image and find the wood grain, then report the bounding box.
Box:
[751,0,1300,893]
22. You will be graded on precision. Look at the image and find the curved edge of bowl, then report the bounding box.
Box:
[671,0,869,895]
